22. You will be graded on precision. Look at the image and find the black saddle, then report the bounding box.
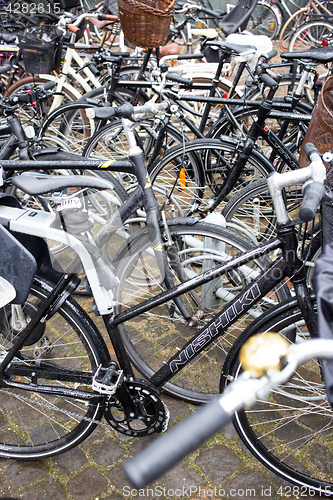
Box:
[283,46,333,64]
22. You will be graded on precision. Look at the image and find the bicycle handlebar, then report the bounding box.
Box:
[123,336,333,488]
[299,143,326,222]
[86,101,170,121]
[166,73,193,87]
[174,1,220,17]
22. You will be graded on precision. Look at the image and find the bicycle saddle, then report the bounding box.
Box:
[0,32,17,44]
[11,173,114,196]
[205,40,257,54]
[282,47,333,64]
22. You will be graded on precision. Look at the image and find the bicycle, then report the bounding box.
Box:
[122,143,333,493]
[0,96,294,450]
[0,123,324,469]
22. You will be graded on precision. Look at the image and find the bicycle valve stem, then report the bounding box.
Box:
[239,332,290,378]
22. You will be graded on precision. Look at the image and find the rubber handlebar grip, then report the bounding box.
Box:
[260,72,278,89]
[303,142,319,162]
[200,6,220,17]
[123,397,231,488]
[42,81,56,91]
[299,182,326,222]
[263,50,277,62]
[166,73,193,86]
[0,64,11,75]
[86,107,117,120]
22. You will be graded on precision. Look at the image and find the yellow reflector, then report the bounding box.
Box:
[179,168,186,189]
[270,23,275,29]
[198,22,202,28]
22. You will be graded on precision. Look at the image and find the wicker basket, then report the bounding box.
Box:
[117,0,175,48]
[299,76,333,170]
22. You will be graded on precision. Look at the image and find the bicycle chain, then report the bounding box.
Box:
[0,380,170,436]
[0,387,111,428]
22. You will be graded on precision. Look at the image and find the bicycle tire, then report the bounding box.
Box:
[149,137,274,216]
[248,0,282,39]
[83,118,186,200]
[221,178,303,243]
[289,19,333,51]
[279,7,309,51]
[39,87,146,155]
[113,219,290,404]
[220,296,333,495]
[0,275,109,459]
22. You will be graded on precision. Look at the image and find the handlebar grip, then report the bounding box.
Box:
[262,50,277,62]
[166,73,193,87]
[98,14,119,21]
[260,72,279,89]
[86,103,133,120]
[68,24,80,33]
[123,397,230,488]
[86,107,117,120]
[0,64,11,75]
[303,142,320,162]
[299,182,326,222]
[177,53,204,60]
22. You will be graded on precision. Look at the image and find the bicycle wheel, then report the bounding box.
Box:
[279,8,309,51]
[289,20,333,51]
[221,178,303,244]
[83,118,185,195]
[40,88,147,155]
[221,296,333,494]
[5,76,76,131]
[113,219,290,404]
[0,276,109,459]
[149,137,273,216]
[247,0,282,39]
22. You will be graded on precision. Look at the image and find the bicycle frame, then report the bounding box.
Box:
[0,153,322,402]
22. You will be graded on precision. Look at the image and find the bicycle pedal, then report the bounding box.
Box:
[92,364,123,395]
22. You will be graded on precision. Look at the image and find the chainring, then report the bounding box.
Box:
[103,379,168,437]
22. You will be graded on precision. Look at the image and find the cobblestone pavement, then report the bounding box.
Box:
[0,389,326,500]
[0,297,327,500]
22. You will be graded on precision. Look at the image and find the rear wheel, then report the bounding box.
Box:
[248,0,282,39]
[289,20,333,51]
[0,276,108,459]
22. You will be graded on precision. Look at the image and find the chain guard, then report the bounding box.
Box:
[103,380,168,437]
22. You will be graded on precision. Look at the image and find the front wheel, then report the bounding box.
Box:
[149,137,273,217]
[113,220,290,404]
[220,296,333,494]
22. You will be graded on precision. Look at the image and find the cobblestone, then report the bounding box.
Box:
[0,388,324,500]
[0,300,327,500]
